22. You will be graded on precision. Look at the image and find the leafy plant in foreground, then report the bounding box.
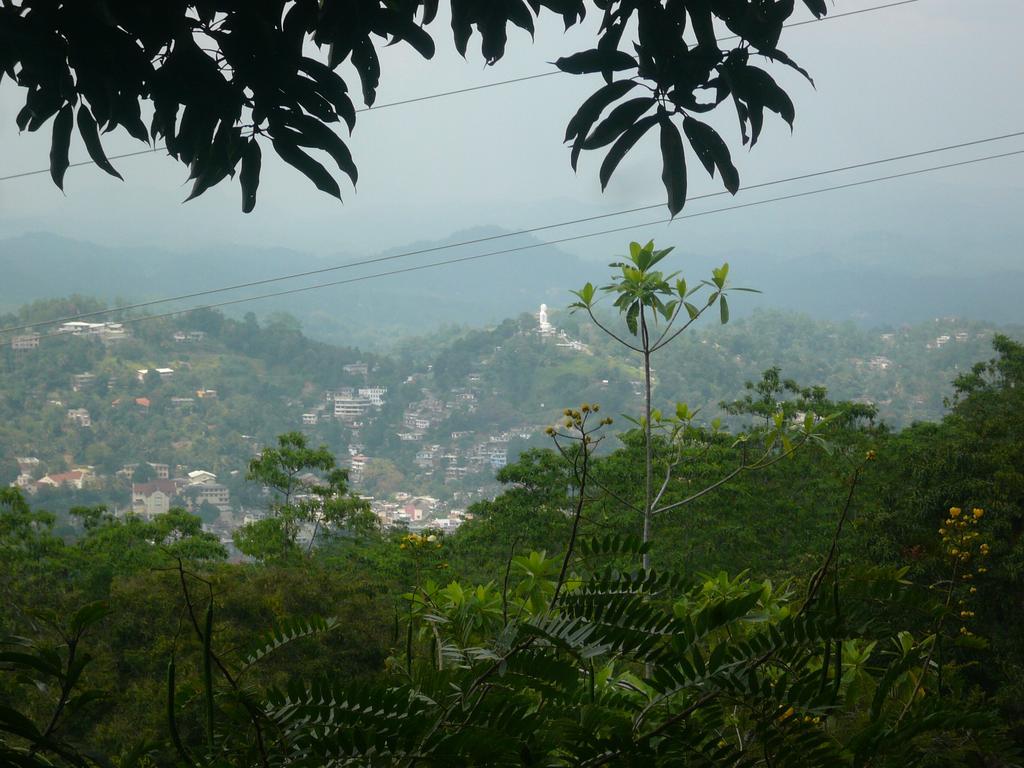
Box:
[152,411,1009,766]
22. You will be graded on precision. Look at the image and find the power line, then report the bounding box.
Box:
[2,128,1020,337]
[347,0,925,112]
[17,145,1023,343]
[0,0,922,185]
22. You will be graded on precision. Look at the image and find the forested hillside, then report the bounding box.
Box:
[3,296,1020,526]
[4,330,1023,765]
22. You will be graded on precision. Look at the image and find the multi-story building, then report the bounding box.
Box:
[183,483,231,513]
[67,408,92,427]
[342,361,369,377]
[335,394,371,422]
[357,386,387,406]
[11,333,40,350]
[71,372,97,391]
[132,480,182,518]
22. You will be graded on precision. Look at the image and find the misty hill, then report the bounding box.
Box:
[0,230,591,347]
[2,231,1023,351]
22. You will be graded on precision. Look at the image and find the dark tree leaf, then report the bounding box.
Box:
[351,38,381,106]
[599,114,658,190]
[803,0,828,18]
[682,116,739,194]
[760,48,814,85]
[26,89,64,132]
[422,0,440,25]
[566,80,638,170]
[582,97,656,150]
[298,58,356,132]
[293,76,338,123]
[184,123,241,202]
[282,113,358,186]
[506,0,536,37]
[564,79,638,142]
[554,48,636,75]
[271,136,342,200]
[76,105,123,180]
[16,103,32,131]
[451,0,473,56]
[240,138,262,214]
[377,10,436,59]
[741,66,795,128]
[659,112,686,217]
[49,103,73,191]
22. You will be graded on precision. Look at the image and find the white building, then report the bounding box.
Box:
[57,321,128,342]
[357,386,387,406]
[187,470,217,485]
[348,455,367,483]
[335,394,371,421]
[132,480,181,518]
[67,408,92,427]
[11,333,40,350]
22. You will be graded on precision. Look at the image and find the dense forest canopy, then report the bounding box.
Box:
[3,331,1024,765]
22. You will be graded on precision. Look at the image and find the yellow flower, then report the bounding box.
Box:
[977,567,988,574]
[972,508,984,519]
[938,528,947,536]
[970,586,977,594]
[865,449,877,461]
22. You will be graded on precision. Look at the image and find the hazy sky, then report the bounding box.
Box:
[1,0,1022,273]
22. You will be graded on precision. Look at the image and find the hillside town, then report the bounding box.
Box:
[5,306,601,548]
[6,305,1002,555]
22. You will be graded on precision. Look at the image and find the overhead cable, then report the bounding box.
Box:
[0,0,923,184]
[14,145,1022,343]
[1,128,1020,336]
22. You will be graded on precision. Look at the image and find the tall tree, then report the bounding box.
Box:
[237,432,369,559]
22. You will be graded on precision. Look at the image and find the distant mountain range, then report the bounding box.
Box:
[2,230,1022,348]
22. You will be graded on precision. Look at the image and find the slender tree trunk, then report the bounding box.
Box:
[641,309,653,572]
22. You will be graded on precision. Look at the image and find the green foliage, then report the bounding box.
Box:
[236,432,371,560]
[0,601,110,768]
[854,335,1024,738]
[571,241,756,566]
[155,551,1009,767]
[3,338,1024,763]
